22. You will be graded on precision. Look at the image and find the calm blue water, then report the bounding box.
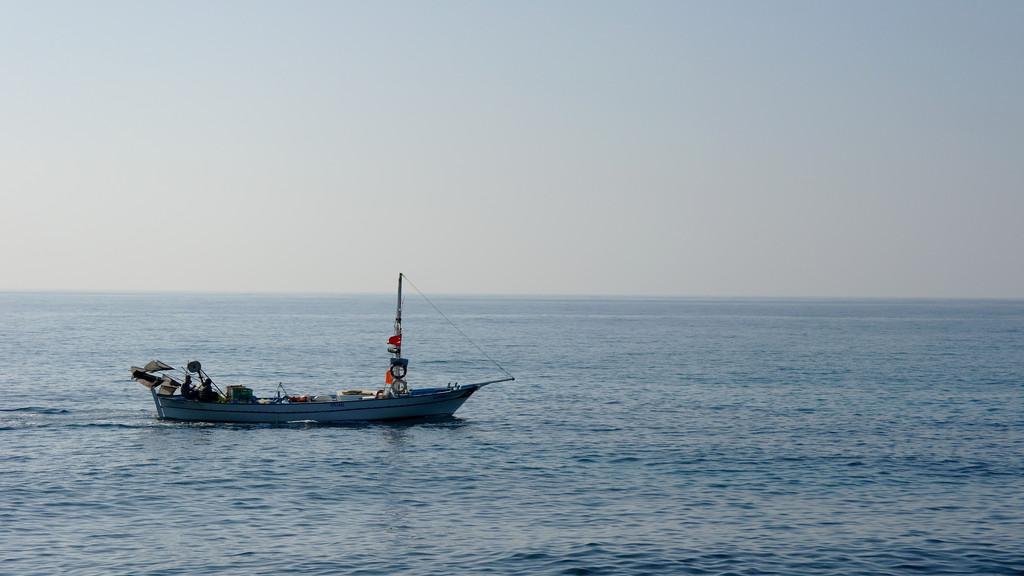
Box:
[1,294,1022,575]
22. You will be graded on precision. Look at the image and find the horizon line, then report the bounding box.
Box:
[1,288,1022,302]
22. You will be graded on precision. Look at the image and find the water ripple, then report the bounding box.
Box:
[1,295,1022,575]
[0,406,71,414]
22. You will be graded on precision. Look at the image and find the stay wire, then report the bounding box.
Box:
[401,274,515,380]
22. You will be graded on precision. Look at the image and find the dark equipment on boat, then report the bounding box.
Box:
[131,369,162,385]
[177,360,223,401]
[389,357,409,379]
[129,362,183,396]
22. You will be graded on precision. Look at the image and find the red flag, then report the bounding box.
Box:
[388,334,402,346]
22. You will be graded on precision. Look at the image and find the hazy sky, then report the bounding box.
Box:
[1,1,1021,297]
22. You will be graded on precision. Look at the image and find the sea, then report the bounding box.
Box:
[0,293,1022,575]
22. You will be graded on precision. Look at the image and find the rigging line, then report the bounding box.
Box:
[401,274,515,380]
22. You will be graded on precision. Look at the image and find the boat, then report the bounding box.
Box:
[130,274,514,423]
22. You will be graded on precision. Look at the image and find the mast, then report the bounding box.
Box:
[386,273,408,394]
[394,272,402,355]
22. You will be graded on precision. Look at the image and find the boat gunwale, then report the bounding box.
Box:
[155,385,479,415]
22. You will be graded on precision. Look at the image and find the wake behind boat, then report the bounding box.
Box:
[130,274,514,423]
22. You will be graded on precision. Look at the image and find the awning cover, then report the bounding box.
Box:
[143,360,175,372]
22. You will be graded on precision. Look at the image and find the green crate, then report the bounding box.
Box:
[226,386,254,402]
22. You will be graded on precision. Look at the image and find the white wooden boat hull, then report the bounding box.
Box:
[150,384,488,424]
[136,275,515,423]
